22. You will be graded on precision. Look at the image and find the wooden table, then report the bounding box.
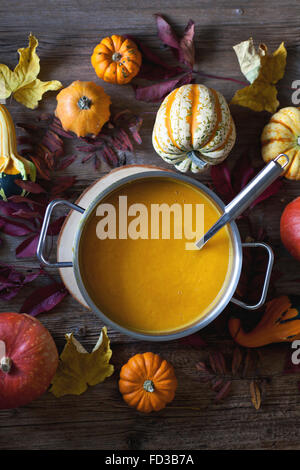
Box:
[0,0,300,450]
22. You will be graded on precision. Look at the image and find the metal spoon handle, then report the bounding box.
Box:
[196,154,289,248]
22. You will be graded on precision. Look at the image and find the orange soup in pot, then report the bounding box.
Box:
[79,178,233,333]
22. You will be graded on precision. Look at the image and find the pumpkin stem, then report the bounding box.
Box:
[0,356,12,373]
[143,379,155,393]
[187,150,209,169]
[112,52,122,62]
[78,96,92,110]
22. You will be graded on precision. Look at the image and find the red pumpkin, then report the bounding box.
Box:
[280,197,300,261]
[0,313,58,409]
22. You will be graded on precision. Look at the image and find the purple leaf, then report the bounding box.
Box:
[210,162,235,204]
[134,72,193,103]
[215,380,232,401]
[14,180,46,194]
[0,215,34,236]
[56,154,77,170]
[51,176,77,196]
[16,234,40,258]
[0,264,42,300]
[48,216,66,236]
[155,14,180,50]
[179,333,207,348]
[20,282,68,316]
[178,19,195,68]
[250,178,283,209]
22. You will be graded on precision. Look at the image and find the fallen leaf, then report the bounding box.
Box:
[134,72,193,102]
[179,333,207,348]
[178,19,195,68]
[231,40,287,113]
[0,264,42,300]
[50,327,114,397]
[215,381,232,401]
[0,34,62,109]
[231,347,243,375]
[233,38,267,84]
[250,380,261,410]
[20,282,68,316]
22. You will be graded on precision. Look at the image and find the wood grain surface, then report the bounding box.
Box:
[0,0,299,450]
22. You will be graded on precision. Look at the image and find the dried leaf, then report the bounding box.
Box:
[0,34,62,109]
[16,233,40,258]
[14,179,46,194]
[231,347,243,375]
[209,351,226,374]
[155,14,180,51]
[0,264,42,300]
[250,380,261,410]
[179,333,207,348]
[231,40,287,113]
[134,72,193,102]
[195,361,207,372]
[20,282,68,316]
[215,381,232,401]
[179,20,195,68]
[50,327,114,397]
[211,378,224,392]
[233,38,267,83]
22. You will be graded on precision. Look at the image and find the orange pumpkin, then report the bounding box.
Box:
[119,352,177,413]
[55,80,111,137]
[91,35,142,85]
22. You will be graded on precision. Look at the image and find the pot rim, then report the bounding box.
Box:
[72,170,243,342]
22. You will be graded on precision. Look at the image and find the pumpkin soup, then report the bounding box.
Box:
[79,178,233,333]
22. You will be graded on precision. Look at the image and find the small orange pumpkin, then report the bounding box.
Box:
[55,80,111,137]
[91,35,142,85]
[119,352,177,413]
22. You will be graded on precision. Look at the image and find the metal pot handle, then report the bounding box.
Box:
[231,241,274,310]
[37,199,85,268]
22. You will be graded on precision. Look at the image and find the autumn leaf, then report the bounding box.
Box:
[50,327,114,397]
[250,380,261,410]
[0,34,62,109]
[231,39,287,113]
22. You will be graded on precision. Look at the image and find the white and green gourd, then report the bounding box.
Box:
[152,84,236,173]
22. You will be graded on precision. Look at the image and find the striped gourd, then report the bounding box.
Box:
[0,105,36,200]
[261,107,300,180]
[152,84,236,173]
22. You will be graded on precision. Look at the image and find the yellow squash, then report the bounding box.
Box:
[261,106,300,180]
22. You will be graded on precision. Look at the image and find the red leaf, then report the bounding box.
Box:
[210,162,235,204]
[48,216,66,236]
[134,72,193,103]
[0,215,34,236]
[14,180,46,194]
[0,264,42,300]
[215,381,232,401]
[51,176,77,195]
[179,333,207,348]
[56,154,77,171]
[16,234,40,258]
[20,282,68,316]
[178,19,195,68]
[250,178,283,209]
[155,14,180,50]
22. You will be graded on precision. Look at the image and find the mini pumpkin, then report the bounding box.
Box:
[119,352,177,413]
[0,105,36,201]
[152,84,236,173]
[229,295,300,347]
[261,106,300,180]
[91,35,142,85]
[55,80,111,137]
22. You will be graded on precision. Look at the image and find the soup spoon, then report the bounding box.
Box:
[195,154,289,249]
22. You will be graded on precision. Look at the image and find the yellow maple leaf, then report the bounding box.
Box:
[231,40,287,113]
[0,34,62,109]
[50,327,114,397]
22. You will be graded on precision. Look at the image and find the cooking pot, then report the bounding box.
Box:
[37,156,288,341]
